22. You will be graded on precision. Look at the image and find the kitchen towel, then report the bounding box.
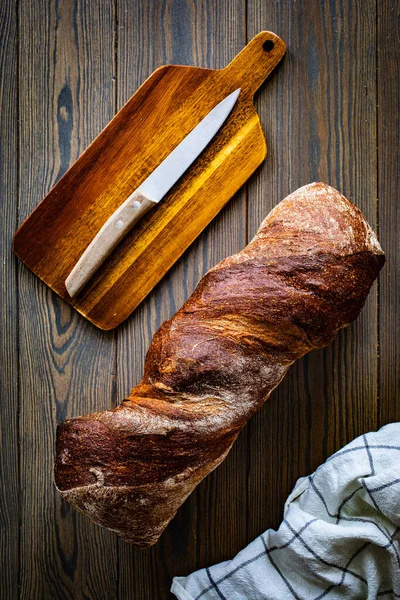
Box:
[171,423,400,599]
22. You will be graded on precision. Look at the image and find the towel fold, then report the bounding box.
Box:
[172,423,400,599]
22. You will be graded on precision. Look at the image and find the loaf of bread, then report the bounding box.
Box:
[55,183,384,547]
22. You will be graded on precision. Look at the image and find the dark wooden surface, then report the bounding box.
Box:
[1,0,399,598]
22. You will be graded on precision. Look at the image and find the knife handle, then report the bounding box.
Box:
[65,189,156,298]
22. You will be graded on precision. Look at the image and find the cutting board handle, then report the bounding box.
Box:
[224,31,286,96]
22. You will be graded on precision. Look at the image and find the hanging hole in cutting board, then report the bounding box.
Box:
[263,40,274,51]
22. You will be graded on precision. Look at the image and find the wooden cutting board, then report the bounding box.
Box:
[13,31,286,330]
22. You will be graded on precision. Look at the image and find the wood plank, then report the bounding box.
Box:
[18,1,118,597]
[0,1,19,597]
[116,0,246,597]
[377,0,400,424]
[246,0,378,540]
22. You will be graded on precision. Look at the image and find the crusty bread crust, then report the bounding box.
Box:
[55,183,384,547]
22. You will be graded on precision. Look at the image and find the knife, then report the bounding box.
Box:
[65,88,241,298]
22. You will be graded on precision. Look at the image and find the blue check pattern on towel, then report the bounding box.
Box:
[171,423,400,599]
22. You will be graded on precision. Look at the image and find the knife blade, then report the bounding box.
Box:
[65,88,241,298]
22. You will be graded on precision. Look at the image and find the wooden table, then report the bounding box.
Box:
[1,1,399,598]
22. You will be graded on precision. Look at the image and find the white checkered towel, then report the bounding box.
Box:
[171,423,400,599]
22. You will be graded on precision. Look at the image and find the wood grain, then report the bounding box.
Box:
[13,30,285,330]
[18,1,118,598]
[246,0,379,540]
[0,1,19,598]
[377,0,400,425]
[115,1,248,597]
